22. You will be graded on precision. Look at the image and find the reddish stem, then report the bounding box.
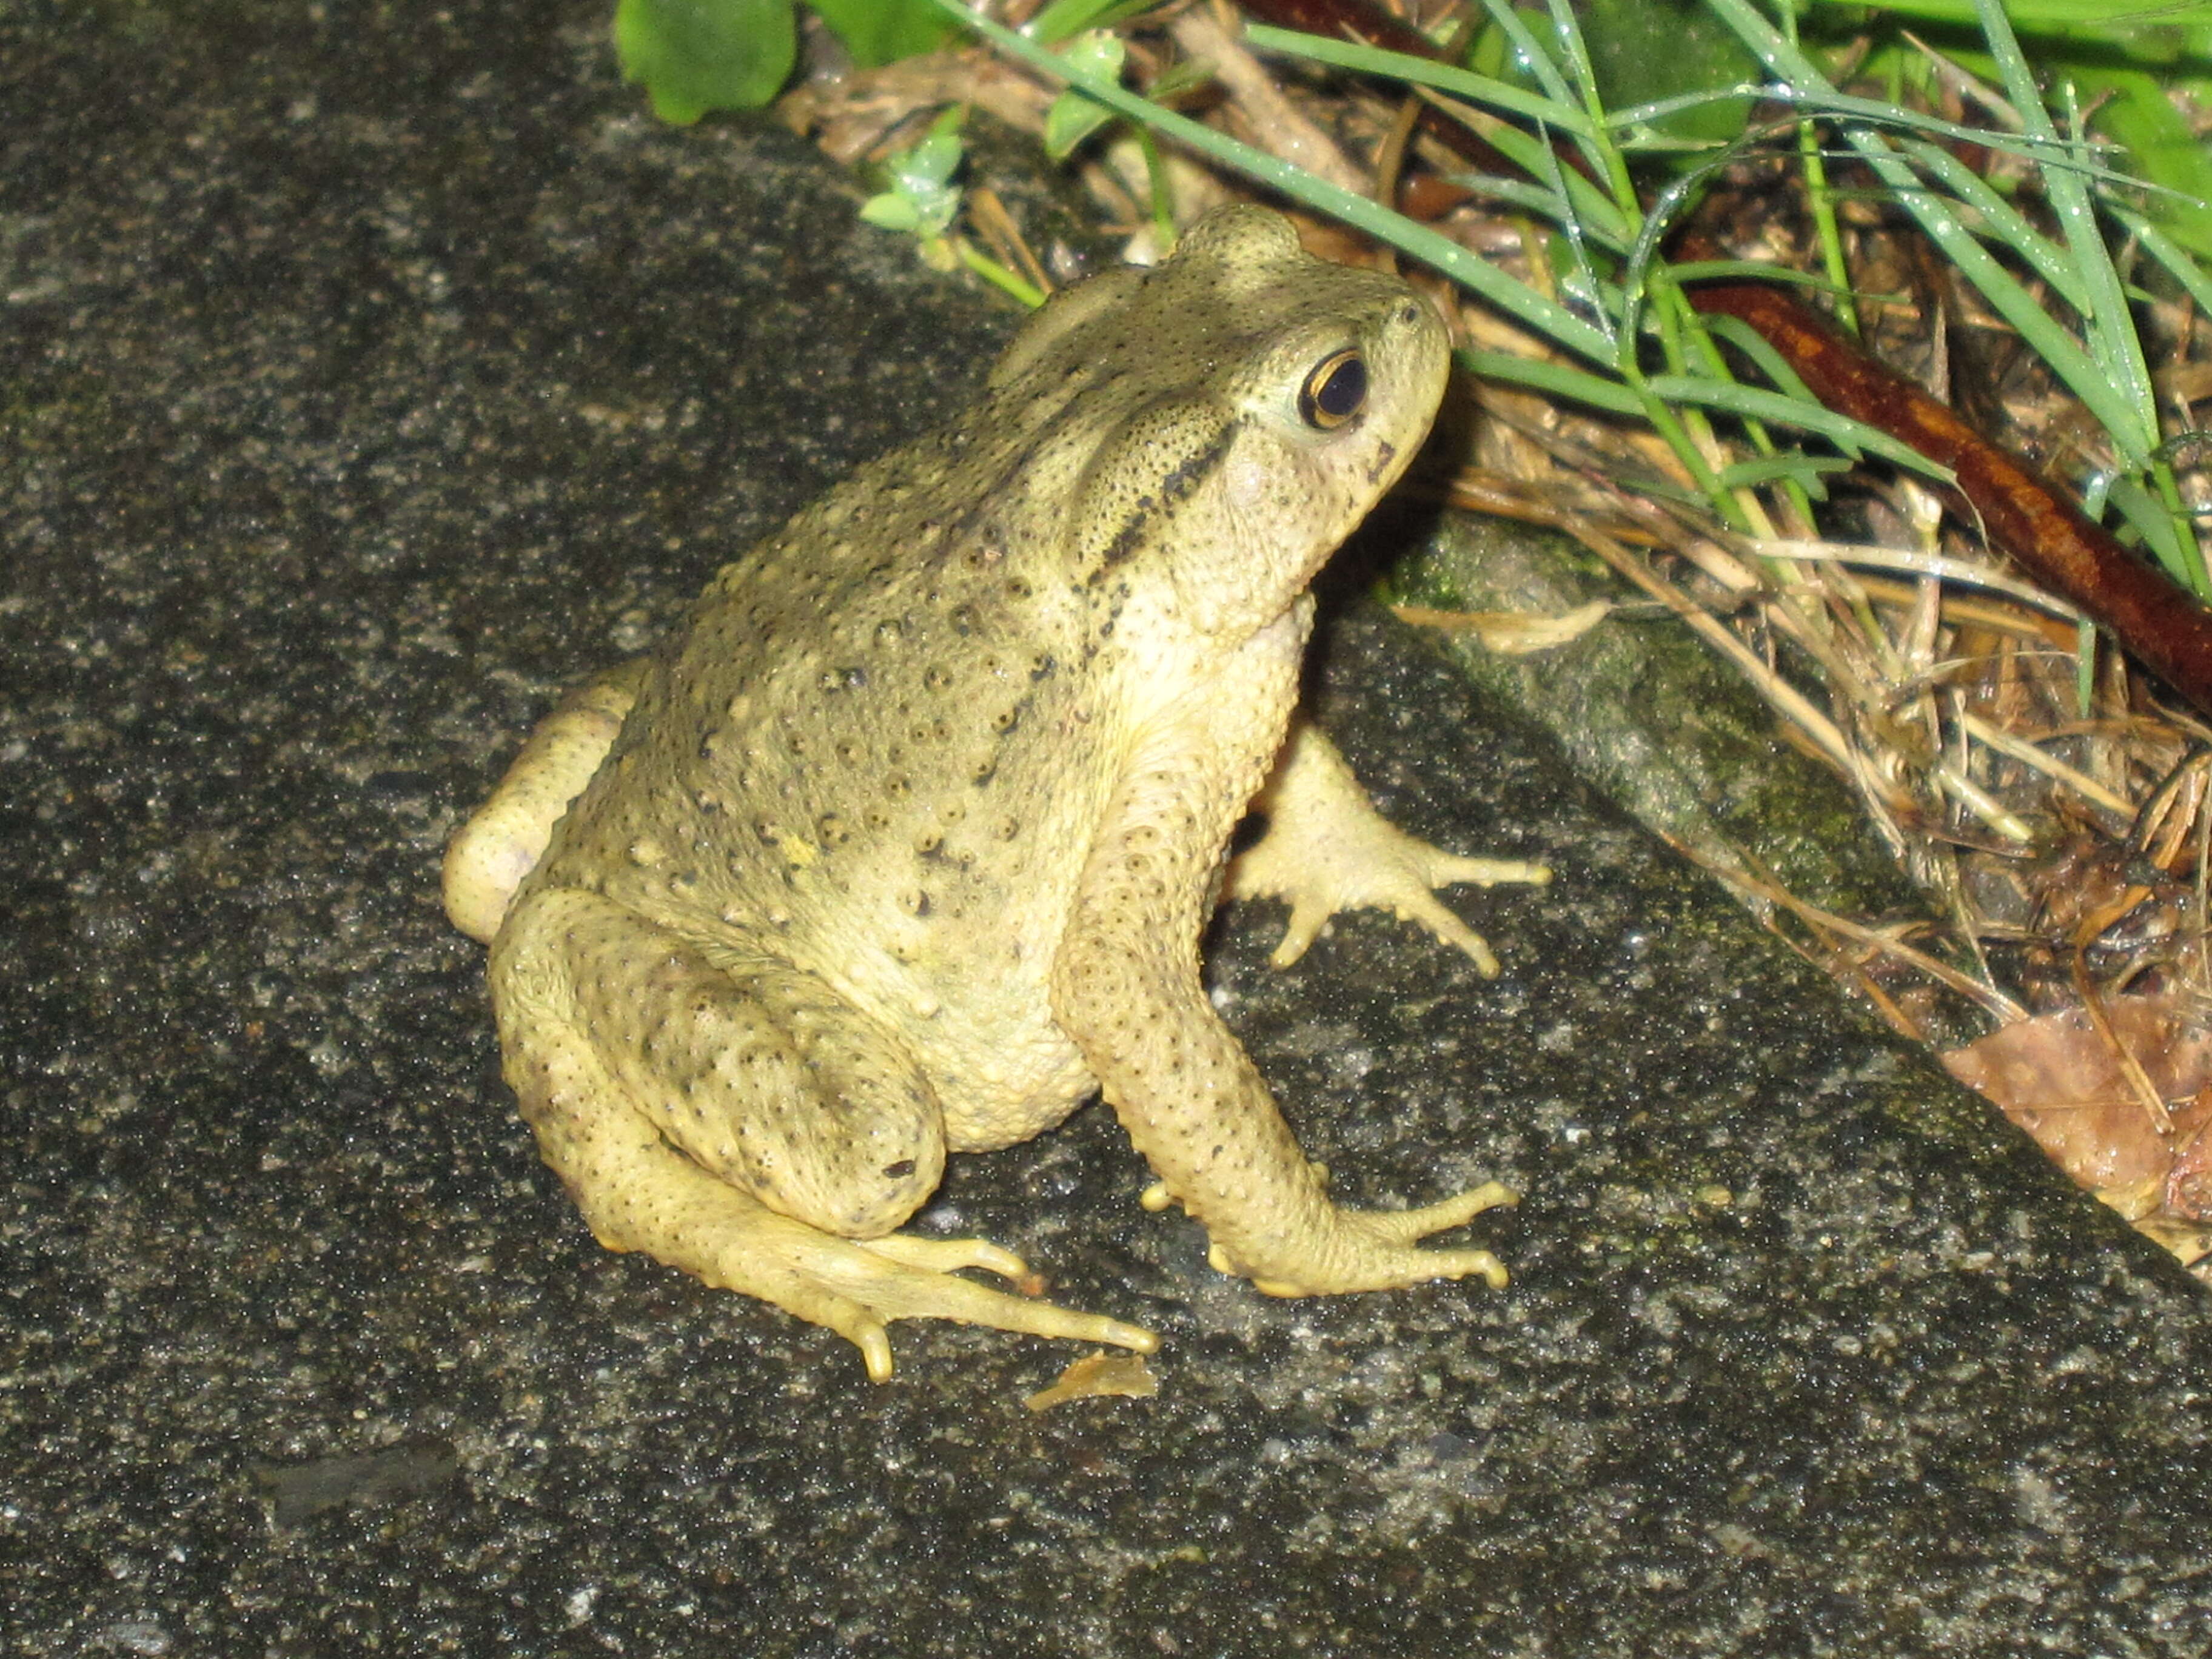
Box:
[1689,280,2212,716]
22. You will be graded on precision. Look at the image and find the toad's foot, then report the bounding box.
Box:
[1204,1178,1518,1297]
[1150,1163,1514,1293]
[574,1118,1157,1382]
[1227,722,1549,974]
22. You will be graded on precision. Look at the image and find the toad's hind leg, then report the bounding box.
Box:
[443,660,648,945]
[491,887,1157,1381]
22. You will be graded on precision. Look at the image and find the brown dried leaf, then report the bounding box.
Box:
[1942,993,2212,1198]
[2167,1107,2212,1222]
[1022,1349,1160,1413]
[2134,1211,2212,1269]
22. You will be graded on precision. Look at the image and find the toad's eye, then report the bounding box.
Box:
[1298,349,1367,430]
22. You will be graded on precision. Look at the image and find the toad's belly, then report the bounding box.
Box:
[795,908,1103,1153]
[919,1015,1099,1152]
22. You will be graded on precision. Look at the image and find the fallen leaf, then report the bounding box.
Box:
[1023,1349,1159,1413]
[1942,993,2212,1205]
[2167,1107,2212,1222]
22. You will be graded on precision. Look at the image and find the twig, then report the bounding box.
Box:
[2070,950,2176,1136]
[1664,832,2029,1025]
[1687,277,2212,720]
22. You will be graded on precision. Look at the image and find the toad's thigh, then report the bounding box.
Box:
[492,886,944,1238]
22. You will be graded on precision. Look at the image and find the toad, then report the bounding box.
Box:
[444,206,1549,1381]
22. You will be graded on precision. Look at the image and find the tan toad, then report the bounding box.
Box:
[444,207,1549,1381]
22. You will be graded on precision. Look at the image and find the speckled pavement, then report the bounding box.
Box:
[6,5,2210,1655]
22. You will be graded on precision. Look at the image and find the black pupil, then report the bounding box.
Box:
[1312,355,1366,421]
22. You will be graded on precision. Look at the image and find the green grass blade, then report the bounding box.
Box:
[1433,102,1636,246]
[1898,137,2093,315]
[1642,374,1954,479]
[1702,0,2141,458]
[1799,0,2212,26]
[1460,350,1646,416]
[1541,0,1643,221]
[1744,89,2143,187]
[2106,476,2196,581]
[925,0,1620,364]
[2121,210,2212,317]
[1604,85,1765,138]
[1666,260,1839,291]
[1969,0,2157,459]
[1438,169,1597,229]
[1696,313,1825,407]
[1715,453,1855,493]
[1241,25,1595,138]
[1470,0,1580,121]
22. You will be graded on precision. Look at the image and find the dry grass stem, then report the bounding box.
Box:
[1666,836,2029,1025]
[1748,539,2088,622]
[1171,6,1368,194]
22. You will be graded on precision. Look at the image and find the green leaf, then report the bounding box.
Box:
[1148,54,1215,102]
[870,111,966,241]
[1026,0,1159,46]
[1044,92,1119,159]
[1577,0,1755,147]
[1043,32,1125,159]
[614,0,796,121]
[2081,67,2212,266]
[890,116,965,193]
[803,0,953,70]
[859,193,923,232]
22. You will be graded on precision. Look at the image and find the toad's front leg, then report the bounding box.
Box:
[1049,736,1514,1299]
[1227,721,1550,975]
